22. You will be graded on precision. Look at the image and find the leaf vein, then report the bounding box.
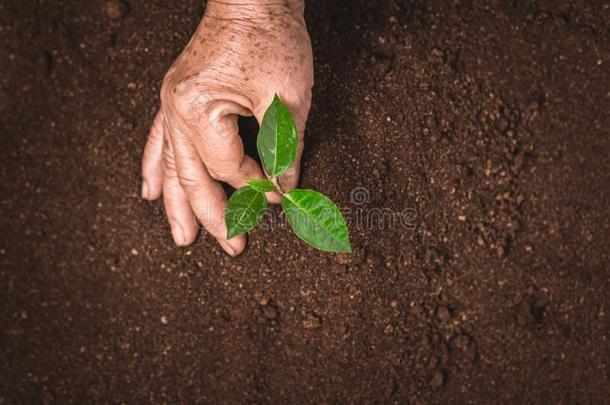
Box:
[284,193,345,246]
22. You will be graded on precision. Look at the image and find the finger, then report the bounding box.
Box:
[162,134,199,246]
[168,121,246,256]
[196,101,281,203]
[141,109,165,200]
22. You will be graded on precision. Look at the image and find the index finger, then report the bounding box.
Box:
[165,117,246,256]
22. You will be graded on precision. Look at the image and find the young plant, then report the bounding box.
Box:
[225,94,351,253]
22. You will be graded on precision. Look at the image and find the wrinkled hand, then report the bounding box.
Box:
[141,1,313,256]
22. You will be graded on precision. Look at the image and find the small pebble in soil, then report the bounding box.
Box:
[513,153,524,170]
[303,314,322,330]
[262,305,278,320]
[527,285,536,296]
[106,0,128,19]
[336,253,349,265]
[436,306,452,323]
[431,47,445,57]
[496,246,505,257]
[430,370,444,387]
[160,316,168,324]
[130,248,138,256]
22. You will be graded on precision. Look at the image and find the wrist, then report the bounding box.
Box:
[205,0,305,20]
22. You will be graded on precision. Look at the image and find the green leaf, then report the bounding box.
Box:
[281,189,351,253]
[225,186,268,239]
[257,94,298,177]
[247,179,276,193]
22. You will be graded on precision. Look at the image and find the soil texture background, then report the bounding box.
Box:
[1,0,609,403]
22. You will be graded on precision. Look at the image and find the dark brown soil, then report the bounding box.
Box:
[1,0,609,403]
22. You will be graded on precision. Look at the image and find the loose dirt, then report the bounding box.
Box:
[1,1,609,403]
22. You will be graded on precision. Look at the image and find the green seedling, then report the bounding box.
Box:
[225,94,351,253]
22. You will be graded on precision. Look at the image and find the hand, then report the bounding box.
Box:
[141,0,313,256]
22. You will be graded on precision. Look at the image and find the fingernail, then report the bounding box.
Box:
[266,191,282,204]
[219,239,236,256]
[170,221,186,245]
[141,180,150,199]
[227,238,244,256]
